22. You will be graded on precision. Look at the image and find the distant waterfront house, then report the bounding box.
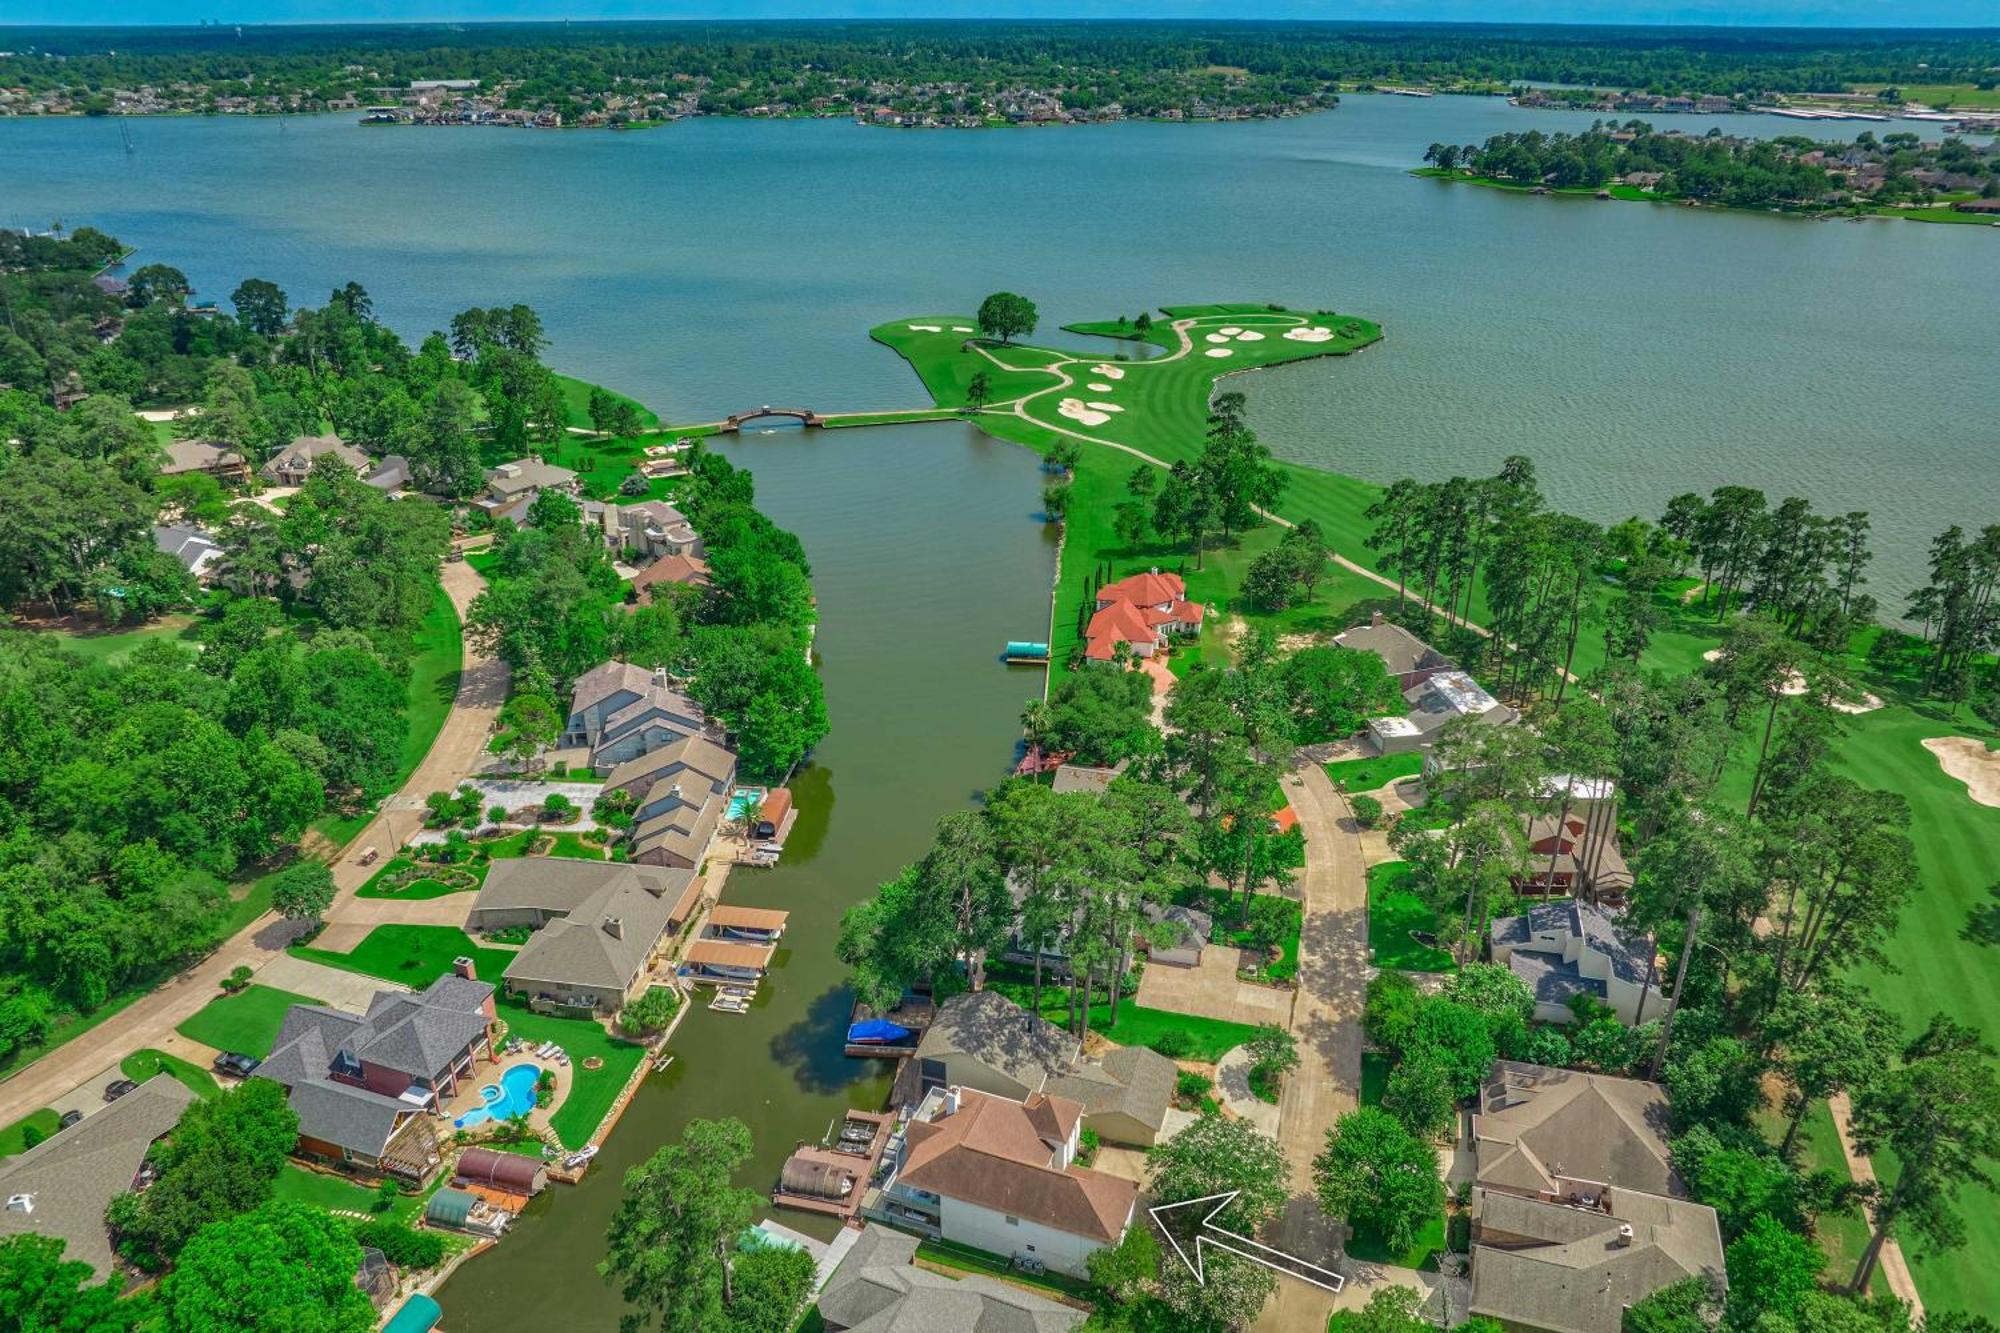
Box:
[593,499,702,560]
[1050,760,1121,795]
[1333,611,1454,692]
[1469,1060,1724,1332]
[467,858,698,1012]
[561,659,711,772]
[1084,569,1205,663]
[1489,900,1659,1025]
[159,437,248,482]
[254,968,497,1181]
[481,458,578,510]
[0,1074,195,1278]
[868,1084,1138,1277]
[260,432,371,485]
[1366,669,1518,755]
[627,552,711,605]
[817,1222,1084,1332]
[153,522,225,581]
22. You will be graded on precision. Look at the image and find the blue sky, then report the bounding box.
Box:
[4,2,1994,29]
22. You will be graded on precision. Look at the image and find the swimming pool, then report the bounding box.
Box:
[726,787,767,821]
[452,1063,542,1129]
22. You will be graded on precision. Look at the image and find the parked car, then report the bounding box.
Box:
[58,1109,83,1129]
[102,1079,139,1102]
[212,1051,261,1079]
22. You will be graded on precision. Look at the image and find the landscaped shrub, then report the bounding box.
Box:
[616,986,680,1037]
[487,805,508,825]
[542,793,576,823]
[371,1179,398,1212]
[535,1069,557,1109]
[1350,794,1383,829]
[1076,1127,1100,1166]
[1173,1070,1212,1109]
[1148,1030,1195,1059]
[221,965,253,994]
[352,1219,445,1270]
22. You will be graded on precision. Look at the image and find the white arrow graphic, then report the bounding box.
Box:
[1148,1191,1345,1293]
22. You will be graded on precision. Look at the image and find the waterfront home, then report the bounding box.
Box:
[679,938,776,985]
[594,499,702,560]
[1050,760,1121,795]
[1366,669,1518,755]
[1333,611,1454,692]
[480,458,579,516]
[158,437,248,482]
[253,967,498,1182]
[1084,569,1205,663]
[1469,1060,1724,1332]
[561,660,712,772]
[816,1222,1084,1331]
[867,1084,1138,1277]
[468,858,700,1013]
[771,1109,895,1219]
[259,432,371,485]
[1489,901,1659,1026]
[0,1074,195,1278]
[605,732,738,869]
[628,552,712,605]
[915,991,1175,1145]
[153,522,225,582]
[703,904,789,944]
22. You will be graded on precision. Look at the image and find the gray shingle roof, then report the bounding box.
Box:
[1475,1061,1679,1199]
[629,789,725,867]
[1506,949,1608,1009]
[0,1075,195,1277]
[917,991,1081,1092]
[1332,619,1448,676]
[1470,1187,1725,1333]
[474,858,696,994]
[818,1224,1083,1332]
[603,731,738,799]
[1046,1045,1175,1136]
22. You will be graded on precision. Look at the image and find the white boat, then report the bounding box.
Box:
[563,1145,599,1169]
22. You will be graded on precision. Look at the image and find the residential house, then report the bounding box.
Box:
[1489,901,1659,1025]
[0,1074,196,1277]
[159,437,248,482]
[1141,900,1213,968]
[480,458,578,518]
[466,858,701,1012]
[1465,1060,1725,1329]
[260,432,372,485]
[254,968,497,1181]
[1050,761,1120,795]
[561,660,712,772]
[365,453,412,492]
[604,732,738,869]
[915,991,1175,1145]
[817,1222,1083,1332]
[1084,569,1205,663]
[153,523,225,582]
[869,1084,1138,1277]
[1467,1186,1727,1333]
[1366,669,1518,755]
[594,499,702,560]
[628,552,711,606]
[1333,612,1455,691]
[1514,794,1634,904]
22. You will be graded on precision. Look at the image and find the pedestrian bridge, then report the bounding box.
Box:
[721,406,824,431]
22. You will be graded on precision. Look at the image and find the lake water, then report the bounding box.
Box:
[4,94,1995,1325]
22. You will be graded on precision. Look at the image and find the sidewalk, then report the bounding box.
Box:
[1828,1092,1925,1319]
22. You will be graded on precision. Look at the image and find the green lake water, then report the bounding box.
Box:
[2,94,1995,1324]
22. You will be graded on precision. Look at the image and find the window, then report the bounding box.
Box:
[1004,1215,1019,1227]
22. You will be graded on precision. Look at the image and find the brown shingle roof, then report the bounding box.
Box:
[683,939,775,971]
[706,905,790,932]
[898,1088,1135,1242]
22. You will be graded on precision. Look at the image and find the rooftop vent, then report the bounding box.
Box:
[603,917,624,940]
[1614,1223,1634,1248]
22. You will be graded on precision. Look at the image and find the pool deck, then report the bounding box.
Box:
[439,1052,572,1139]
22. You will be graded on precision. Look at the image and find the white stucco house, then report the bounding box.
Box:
[1489,900,1660,1026]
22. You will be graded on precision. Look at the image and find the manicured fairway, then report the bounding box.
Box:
[176,985,326,1058]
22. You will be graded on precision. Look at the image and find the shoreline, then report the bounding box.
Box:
[1410,166,2000,227]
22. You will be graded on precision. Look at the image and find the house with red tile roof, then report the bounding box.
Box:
[1084,570,1205,663]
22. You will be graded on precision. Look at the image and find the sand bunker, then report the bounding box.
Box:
[1057,398,1111,427]
[908,324,942,332]
[1925,736,2000,808]
[1698,649,1882,713]
[951,325,973,332]
[1284,326,1335,343]
[1219,326,1243,335]
[1090,364,1125,380]
[1235,330,1266,342]
[1088,382,1115,392]
[1205,348,1234,358]
[1206,333,1231,344]
[1086,401,1124,413]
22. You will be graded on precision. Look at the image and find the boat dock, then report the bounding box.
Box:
[843,995,934,1058]
[770,1109,896,1220]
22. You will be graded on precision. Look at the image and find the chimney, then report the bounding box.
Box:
[1371,610,1385,627]
[1614,1223,1634,1248]
[603,917,623,940]
[943,1087,961,1116]
[452,956,476,981]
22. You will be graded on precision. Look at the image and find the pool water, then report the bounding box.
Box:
[726,788,766,821]
[452,1063,542,1129]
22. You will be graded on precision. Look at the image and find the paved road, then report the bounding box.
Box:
[0,562,503,1128]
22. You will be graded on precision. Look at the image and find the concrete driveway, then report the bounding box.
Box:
[256,955,412,1009]
[1136,944,1292,1027]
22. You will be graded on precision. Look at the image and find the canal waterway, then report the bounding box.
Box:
[2,93,1995,1324]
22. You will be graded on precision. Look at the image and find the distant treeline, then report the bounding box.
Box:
[2,21,1997,119]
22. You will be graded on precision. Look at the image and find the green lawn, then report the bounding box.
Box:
[354,855,486,900]
[914,1237,1097,1301]
[495,999,648,1149]
[273,1162,422,1223]
[0,1108,60,1158]
[43,614,201,665]
[175,985,326,1058]
[1344,1210,1444,1272]
[982,965,1263,1063]
[1189,888,1301,986]
[1755,1098,1887,1302]
[555,372,660,432]
[291,926,518,990]
[1366,862,1457,973]
[121,1048,221,1099]
[1322,752,1424,794]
